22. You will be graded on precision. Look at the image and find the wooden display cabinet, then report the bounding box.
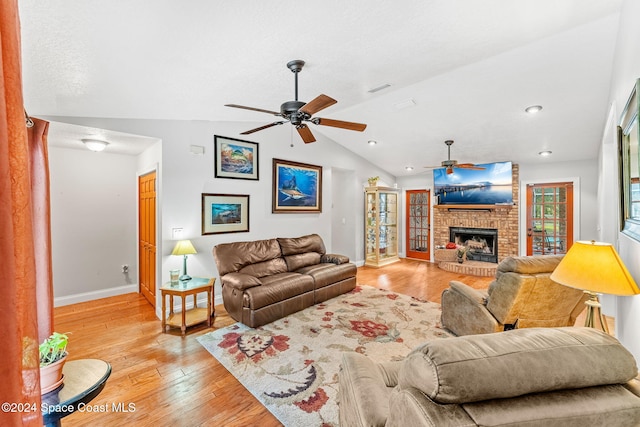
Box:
[365,186,400,267]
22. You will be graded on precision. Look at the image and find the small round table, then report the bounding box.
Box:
[42,359,111,427]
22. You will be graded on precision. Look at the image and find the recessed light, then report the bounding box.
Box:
[368,140,377,146]
[525,105,543,114]
[538,150,552,157]
[82,139,109,152]
[405,166,414,171]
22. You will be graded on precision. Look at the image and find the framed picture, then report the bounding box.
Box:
[214,135,259,180]
[272,158,322,213]
[618,78,640,241]
[201,193,250,235]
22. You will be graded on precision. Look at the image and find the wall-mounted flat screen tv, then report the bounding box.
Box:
[434,161,513,205]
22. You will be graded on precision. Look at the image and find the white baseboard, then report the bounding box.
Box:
[54,284,139,307]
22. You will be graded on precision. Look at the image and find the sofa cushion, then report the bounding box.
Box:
[213,238,282,275]
[398,327,638,404]
[296,263,357,289]
[283,252,322,272]
[221,272,262,291]
[239,258,288,278]
[243,272,314,310]
[278,234,326,256]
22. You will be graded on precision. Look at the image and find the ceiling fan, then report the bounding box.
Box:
[225,60,367,144]
[424,140,486,174]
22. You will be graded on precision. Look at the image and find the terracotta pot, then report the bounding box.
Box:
[40,354,67,394]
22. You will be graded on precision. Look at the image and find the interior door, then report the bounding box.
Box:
[526,182,573,255]
[139,171,157,307]
[406,189,430,260]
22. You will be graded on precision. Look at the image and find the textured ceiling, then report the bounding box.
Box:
[18,0,623,176]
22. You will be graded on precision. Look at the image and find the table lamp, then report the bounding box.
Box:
[550,240,640,333]
[171,240,197,281]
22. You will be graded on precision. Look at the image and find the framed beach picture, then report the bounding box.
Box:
[201,193,250,235]
[272,158,322,213]
[214,135,259,180]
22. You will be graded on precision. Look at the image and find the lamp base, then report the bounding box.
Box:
[583,291,609,334]
[179,274,192,282]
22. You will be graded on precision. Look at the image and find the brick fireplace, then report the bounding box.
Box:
[432,164,519,263]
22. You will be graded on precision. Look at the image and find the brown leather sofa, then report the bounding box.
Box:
[441,255,588,336]
[338,327,640,426]
[213,233,356,327]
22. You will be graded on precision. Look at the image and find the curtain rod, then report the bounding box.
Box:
[25,109,34,128]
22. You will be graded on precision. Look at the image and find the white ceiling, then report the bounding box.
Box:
[18,0,623,176]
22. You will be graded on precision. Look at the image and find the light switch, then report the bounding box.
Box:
[172,228,183,240]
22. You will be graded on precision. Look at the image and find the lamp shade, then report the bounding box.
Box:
[550,240,640,296]
[171,240,197,256]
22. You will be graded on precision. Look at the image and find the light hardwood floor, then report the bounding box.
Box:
[54,259,492,426]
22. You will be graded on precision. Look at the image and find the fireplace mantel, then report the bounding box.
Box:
[434,204,513,212]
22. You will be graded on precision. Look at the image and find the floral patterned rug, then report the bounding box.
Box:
[197,285,451,427]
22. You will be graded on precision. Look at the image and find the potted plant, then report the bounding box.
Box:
[39,332,69,394]
[368,176,379,186]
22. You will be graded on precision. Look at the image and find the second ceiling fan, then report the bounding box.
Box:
[425,140,486,174]
[225,60,367,143]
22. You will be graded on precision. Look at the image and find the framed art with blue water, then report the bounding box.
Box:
[214,135,259,180]
[201,193,250,235]
[272,158,322,213]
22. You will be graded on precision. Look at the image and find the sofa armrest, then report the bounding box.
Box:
[321,253,349,264]
[441,281,499,336]
[221,272,262,291]
[338,352,399,427]
[448,280,488,305]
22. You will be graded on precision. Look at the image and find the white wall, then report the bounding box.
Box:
[46,116,392,313]
[49,147,138,305]
[604,0,640,361]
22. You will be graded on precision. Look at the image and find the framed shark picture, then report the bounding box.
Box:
[272,158,322,213]
[201,193,250,234]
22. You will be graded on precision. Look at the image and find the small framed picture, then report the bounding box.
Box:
[272,158,322,213]
[214,135,259,180]
[201,193,250,235]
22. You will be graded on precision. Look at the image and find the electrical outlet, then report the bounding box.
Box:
[122,264,129,273]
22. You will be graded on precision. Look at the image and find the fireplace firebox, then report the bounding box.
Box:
[450,227,498,263]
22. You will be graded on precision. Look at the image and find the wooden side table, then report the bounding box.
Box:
[161,277,215,335]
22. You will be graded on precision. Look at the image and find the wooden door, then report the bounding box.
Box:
[406,189,430,260]
[139,171,157,307]
[526,182,573,256]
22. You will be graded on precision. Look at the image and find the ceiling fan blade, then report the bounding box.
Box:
[225,104,280,116]
[315,118,367,132]
[456,163,486,170]
[296,125,316,143]
[299,94,337,116]
[240,121,285,135]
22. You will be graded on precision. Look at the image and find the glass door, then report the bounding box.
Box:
[526,182,573,255]
[406,189,430,260]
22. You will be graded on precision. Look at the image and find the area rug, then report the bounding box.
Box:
[197,285,451,427]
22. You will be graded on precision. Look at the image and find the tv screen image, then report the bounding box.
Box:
[434,161,513,205]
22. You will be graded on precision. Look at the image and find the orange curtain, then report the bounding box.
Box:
[0,1,48,425]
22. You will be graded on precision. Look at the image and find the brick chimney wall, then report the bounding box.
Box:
[432,164,519,262]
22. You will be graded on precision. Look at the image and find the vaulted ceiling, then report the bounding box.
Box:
[18,0,622,176]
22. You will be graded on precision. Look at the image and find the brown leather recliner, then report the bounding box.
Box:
[213,234,356,328]
[441,255,588,336]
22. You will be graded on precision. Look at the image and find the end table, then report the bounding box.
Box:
[161,277,215,335]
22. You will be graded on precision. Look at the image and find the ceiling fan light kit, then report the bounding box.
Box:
[225,60,367,144]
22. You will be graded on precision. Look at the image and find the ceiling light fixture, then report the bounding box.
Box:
[367,83,391,93]
[82,139,109,152]
[405,166,414,171]
[368,140,377,146]
[538,150,552,157]
[525,105,543,114]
